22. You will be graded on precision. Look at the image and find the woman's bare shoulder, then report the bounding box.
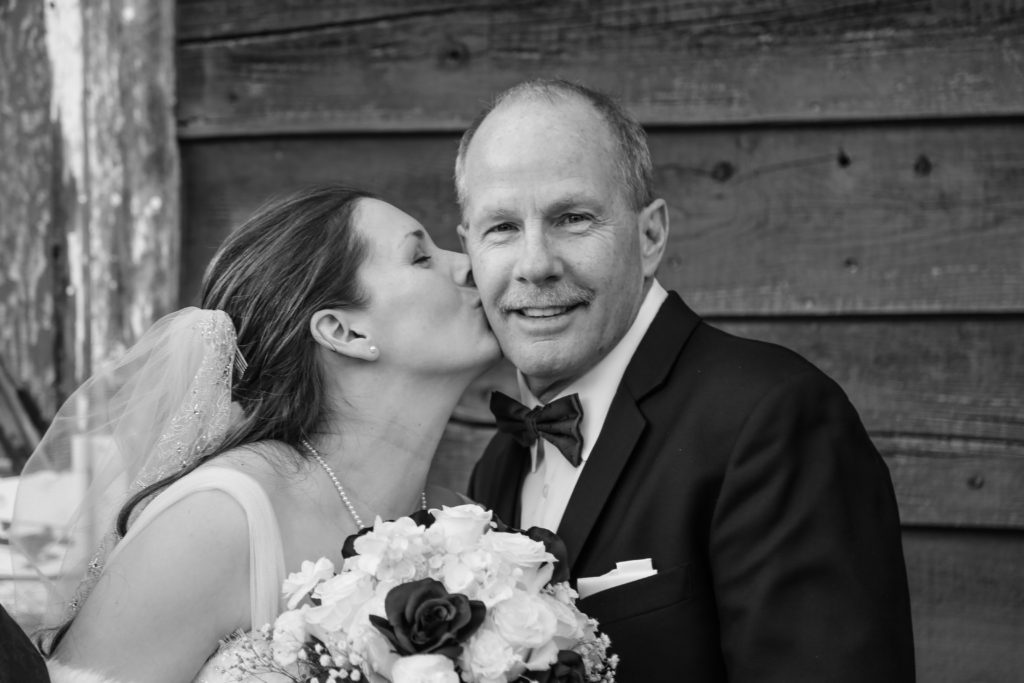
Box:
[205,440,307,486]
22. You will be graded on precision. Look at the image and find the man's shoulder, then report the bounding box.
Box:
[651,308,841,409]
[690,320,819,377]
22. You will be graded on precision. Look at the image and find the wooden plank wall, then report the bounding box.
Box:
[0,0,179,630]
[175,2,1024,680]
[0,0,180,457]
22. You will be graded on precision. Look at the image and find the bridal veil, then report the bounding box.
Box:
[9,308,244,633]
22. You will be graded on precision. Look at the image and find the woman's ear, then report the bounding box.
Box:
[310,309,380,362]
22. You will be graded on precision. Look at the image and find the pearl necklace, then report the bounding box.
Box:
[300,438,427,529]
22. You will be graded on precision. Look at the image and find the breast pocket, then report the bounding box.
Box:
[577,563,692,625]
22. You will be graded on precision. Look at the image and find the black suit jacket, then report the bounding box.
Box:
[469,293,915,682]
[0,603,49,683]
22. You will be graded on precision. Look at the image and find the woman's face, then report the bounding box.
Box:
[353,198,500,378]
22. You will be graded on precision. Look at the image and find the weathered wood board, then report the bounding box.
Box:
[902,528,1024,682]
[174,0,1024,137]
[66,0,182,374]
[1,0,180,460]
[176,0,1024,136]
[180,121,1024,313]
[0,0,59,419]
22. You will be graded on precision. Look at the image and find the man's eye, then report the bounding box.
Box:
[560,213,589,225]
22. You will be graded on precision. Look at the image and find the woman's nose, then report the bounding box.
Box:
[445,249,474,287]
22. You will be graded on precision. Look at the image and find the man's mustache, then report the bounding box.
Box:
[497,284,594,312]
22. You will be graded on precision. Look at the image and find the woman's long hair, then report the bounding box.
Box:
[42,184,374,654]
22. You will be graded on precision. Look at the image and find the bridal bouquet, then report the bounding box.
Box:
[220,505,616,683]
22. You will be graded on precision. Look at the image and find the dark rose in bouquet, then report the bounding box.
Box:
[370,578,486,659]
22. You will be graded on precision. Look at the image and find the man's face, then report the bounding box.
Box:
[459,99,660,399]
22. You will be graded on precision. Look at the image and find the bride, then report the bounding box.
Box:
[12,185,501,682]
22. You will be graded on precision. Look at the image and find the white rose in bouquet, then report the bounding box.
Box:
[429,504,493,550]
[491,593,558,649]
[479,532,556,593]
[539,591,587,643]
[391,654,460,683]
[464,628,522,683]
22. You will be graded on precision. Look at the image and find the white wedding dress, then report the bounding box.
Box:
[48,466,289,683]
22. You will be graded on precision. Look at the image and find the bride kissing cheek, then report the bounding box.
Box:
[13,186,499,683]
[335,197,500,385]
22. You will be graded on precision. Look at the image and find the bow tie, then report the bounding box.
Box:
[489,391,584,467]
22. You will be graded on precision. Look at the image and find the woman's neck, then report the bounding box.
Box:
[307,371,467,523]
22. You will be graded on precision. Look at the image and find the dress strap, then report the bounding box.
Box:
[111,466,287,631]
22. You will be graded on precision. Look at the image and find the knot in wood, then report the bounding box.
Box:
[438,39,470,69]
[710,161,734,182]
[913,154,933,176]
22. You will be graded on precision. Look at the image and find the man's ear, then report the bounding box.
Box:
[456,222,469,251]
[637,198,670,278]
[310,309,379,362]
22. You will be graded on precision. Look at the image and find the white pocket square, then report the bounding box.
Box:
[577,558,657,599]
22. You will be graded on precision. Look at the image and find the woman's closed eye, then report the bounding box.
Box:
[484,222,518,236]
[413,252,433,266]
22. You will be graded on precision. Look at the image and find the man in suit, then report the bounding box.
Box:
[457,79,915,682]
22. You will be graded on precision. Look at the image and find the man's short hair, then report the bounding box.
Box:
[454,79,655,213]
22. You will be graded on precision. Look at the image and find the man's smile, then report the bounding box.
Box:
[517,305,576,318]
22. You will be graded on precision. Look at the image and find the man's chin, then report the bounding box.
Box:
[506,351,586,399]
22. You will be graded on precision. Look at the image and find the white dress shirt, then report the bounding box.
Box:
[519,280,668,532]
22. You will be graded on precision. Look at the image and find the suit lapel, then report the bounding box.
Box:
[556,292,702,572]
[484,432,528,528]
[557,393,645,569]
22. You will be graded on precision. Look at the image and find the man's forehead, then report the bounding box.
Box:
[471,98,613,158]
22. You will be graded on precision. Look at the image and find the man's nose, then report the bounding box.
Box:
[512,229,562,284]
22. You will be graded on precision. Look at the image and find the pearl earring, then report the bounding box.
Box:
[369,345,378,355]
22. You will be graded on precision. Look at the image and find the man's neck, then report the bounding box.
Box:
[526,374,584,404]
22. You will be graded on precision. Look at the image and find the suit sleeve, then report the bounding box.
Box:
[0,602,49,682]
[709,370,915,682]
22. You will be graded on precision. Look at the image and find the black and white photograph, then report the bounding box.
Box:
[1,2,1022,681]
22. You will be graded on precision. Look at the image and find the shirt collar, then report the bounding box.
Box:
[517,280,668,471]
